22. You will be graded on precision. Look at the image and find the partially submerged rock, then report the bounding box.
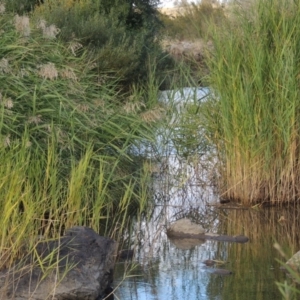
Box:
[0,226,117,300]
[167,218,249,243]
[167,218,205,236]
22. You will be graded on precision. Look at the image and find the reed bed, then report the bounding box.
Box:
[204,0,300,205]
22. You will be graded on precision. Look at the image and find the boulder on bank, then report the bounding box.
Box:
[0,226,117,300]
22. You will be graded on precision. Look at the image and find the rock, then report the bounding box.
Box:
[284,250,300,272]
[0,226,117,300]
[167,218,249,243]
[167,218,205,236]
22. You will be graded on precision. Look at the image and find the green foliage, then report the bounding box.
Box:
[3,0,42,14]
[0,12,152,158]
[12,0,165,86]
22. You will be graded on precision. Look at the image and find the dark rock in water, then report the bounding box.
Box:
[0,226,117,300]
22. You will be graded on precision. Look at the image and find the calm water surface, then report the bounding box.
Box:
[114,88,300,300]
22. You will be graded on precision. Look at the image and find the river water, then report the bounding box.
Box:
[113,88,300,300]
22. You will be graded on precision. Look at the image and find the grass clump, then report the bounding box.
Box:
[203,0,300,205]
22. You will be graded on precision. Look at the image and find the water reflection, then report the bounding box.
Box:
[115,207,298,299]
[114,88,300,299]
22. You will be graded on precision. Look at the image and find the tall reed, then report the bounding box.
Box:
[204,0,300,205]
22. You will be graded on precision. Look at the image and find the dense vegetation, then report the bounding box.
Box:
[5,0,173,87]
[3,0,300,297]
[0,0,171,281]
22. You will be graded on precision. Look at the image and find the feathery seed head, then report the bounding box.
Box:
[0,58,11,74]
[76,104,89,112]
[68,41,83,56]
[14,15,30,37]
[0,3,5,14]
[141,107,165,123]
[123,101,145,114]
[37,19,60,39]
[3,97,13,109]
[37,63,58,80]
[43,24,60,39]
[19,68,29,78]
[61,68,77,81]
[3,135,10,148]
[28,115,42,125]
[37,19,47,31]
